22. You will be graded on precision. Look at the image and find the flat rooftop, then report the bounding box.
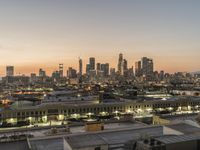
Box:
[155,134,200,144]
[30,138,64,150]
[0,121,146,138]
[29,125,163,150]
[166,122,200,134]
[0,140,29,150]
[65,125,163,149]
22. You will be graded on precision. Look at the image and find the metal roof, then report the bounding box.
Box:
[65,126,163,149]
[156,134,200,144]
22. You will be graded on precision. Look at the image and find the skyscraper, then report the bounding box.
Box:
[141,57,154,79]
[127,66,134,78]
[110,68,116,77]
[89,57,95,70]
[59,64,63,77]
[79,58,83,76]
[100,63,109,77]
[96,63,101,76]
[6,66,14,77]
[39,68,46,77]
[52,71,60,78]
[96,63,101,71]
[123,59,128,71]
[118,53,123,75]
[123,59,128,75]
[67,67,77,79]
[86,64,90,75]
[159,70,165,81]
[135,61,142,77]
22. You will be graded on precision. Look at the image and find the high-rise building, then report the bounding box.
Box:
[105,63,110,76]
[96,63,101,71]
[96,63,101,77]
[118,53,123,75]
[89,70,96,78]
[123,59,128,76]
[39,68,46,77]
[89,57,95,70]
[67,67,77,78]
[100,63,109,77]
[59,64,64,77]
[141,57,154,79]
[135,61,142,77]
[6,66,14,77]
[79,58,83,76]
[110,68,116,77]
[86,64,90,75]
[127,67,134,78]
[52,71,60,78]
[30,73,36,78]
[123,59,128,71]
[30,73,37,82]
[159,70,165,81]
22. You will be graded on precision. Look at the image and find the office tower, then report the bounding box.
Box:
[100,63,109,77]
[96,63,101,76]
[135,61,142,77]
[123,59,128,76]
[126,67,134,78]
[39,68,46,77]
[67,67,77,78]
[159,70,165,81]
[110,68,116,77]
[59,64,63,77]
[89,57,95,70]
[30,73,37,82]
[104,63,109,76]
[30,73,36,78]
[141,57,154,78]
[153,71,159,80]
[96,63,101,71]
[89,70,96,78]
[6,66,14,76]
[129,66,134,76]
[123,59,128,71]
[79,58,83,76]
[86,64,90,75]
[118,53,124,75]
[52,71,60,78]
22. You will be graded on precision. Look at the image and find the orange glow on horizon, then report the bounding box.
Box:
[0,59,197,76]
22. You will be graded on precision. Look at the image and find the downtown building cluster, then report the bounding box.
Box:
[1,56,200,150]
[2,53,199,88]
[3,53,168,83]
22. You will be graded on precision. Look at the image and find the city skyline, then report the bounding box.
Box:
[1,1,200,149]
[0,53,198,76]
[0,54,197,77]
[0,0,200,75]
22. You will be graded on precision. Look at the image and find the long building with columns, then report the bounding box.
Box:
[0,96,200,125]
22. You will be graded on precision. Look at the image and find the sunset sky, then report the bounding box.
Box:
[0,0,200,76]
